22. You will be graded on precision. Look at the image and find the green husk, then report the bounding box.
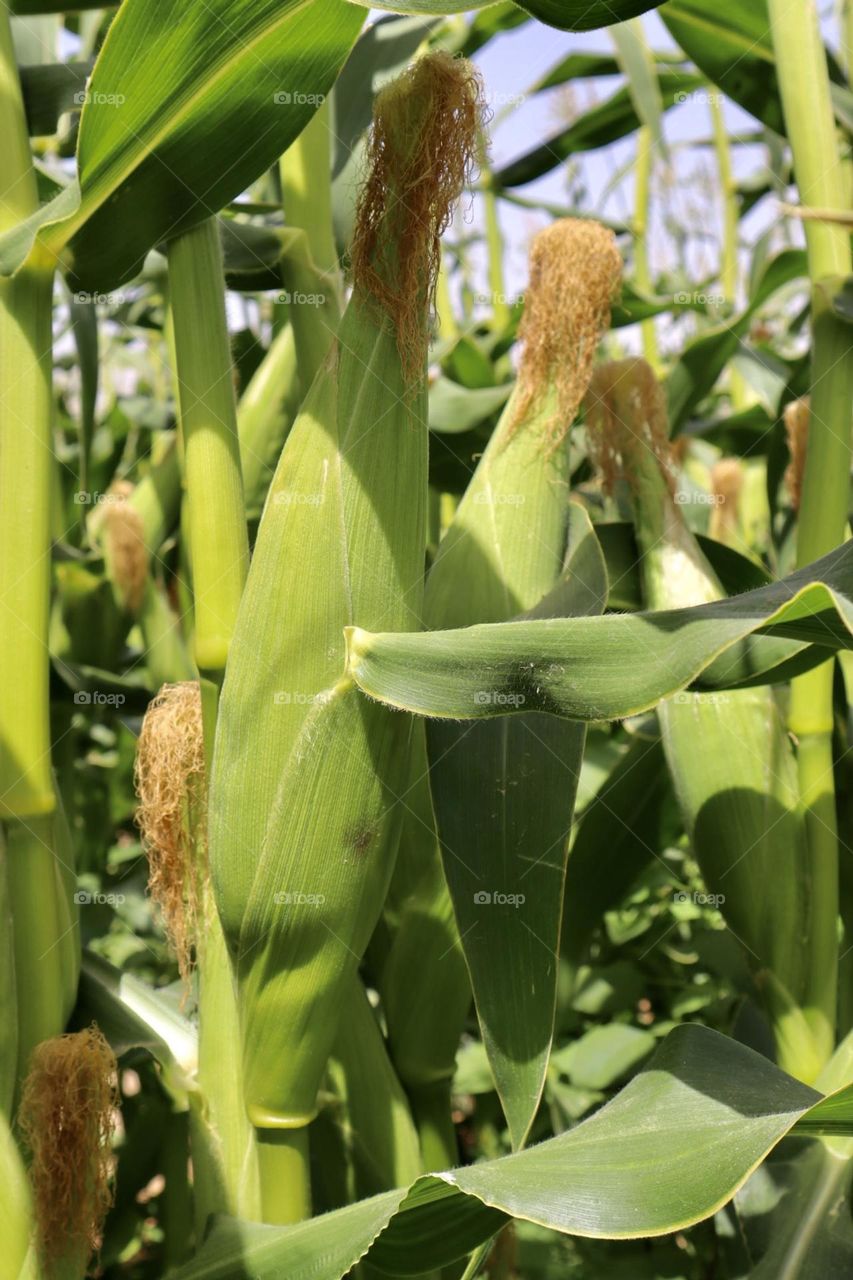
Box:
[208,50,484,1212]
[414,219,619,1150]
[586,357,822,1081]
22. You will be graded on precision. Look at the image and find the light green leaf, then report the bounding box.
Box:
[345,541,853,722]
[0,0,364,290]
[173,1025,853,1279]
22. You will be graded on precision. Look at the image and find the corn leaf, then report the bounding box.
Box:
[346,540,853,722]
[351,0,669,34]
[562,733,671,983]
[0,0,364,290]
[173,1024,853,1279]
[425,504,607,1148]
[660,0,849,136]
[495,71,700,188]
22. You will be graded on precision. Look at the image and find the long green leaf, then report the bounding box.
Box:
[0,0,364,290]
[495,71,701,187]
[426,505,607,1149]
[345,540,853,722]
[173,1024,853,1279]
[350,0,667,33]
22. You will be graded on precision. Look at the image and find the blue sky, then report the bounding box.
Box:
[461,3,844,305]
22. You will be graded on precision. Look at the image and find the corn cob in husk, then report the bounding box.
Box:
[417,220,620,1148]
[208,53,483,1149]
[586,357,823,1080]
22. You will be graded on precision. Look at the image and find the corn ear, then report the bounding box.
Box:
[209,53,483,1137]
[419,220,618,1148]
[586,357,822,1080]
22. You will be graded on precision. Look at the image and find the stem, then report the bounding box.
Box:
[278,103,342,390]
[633,126,660,374]
[279,98,337,276]
[480,135,508,330]
[709,94,747,411]
[167,220,249,676]
[167,226,262,1223]
[0,3,53,815]
[434,250,458,344]
[408,1081,458,1172]
[237,322,300,513]
[770,0,853,1070]
[256,1127,312,1225]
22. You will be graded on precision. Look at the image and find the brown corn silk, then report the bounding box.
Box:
[18,1026,117,1271]
[351,50,481,379]
[511,219,622,445]
[135,681,205,983]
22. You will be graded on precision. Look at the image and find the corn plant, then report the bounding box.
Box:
[3,0,853,1277]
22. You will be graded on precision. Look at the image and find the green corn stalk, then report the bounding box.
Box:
[0,1,78,1100]
[278,97,341,392]
[319,975,423,1203]
[587,358,823,1081]
[377,726,470,1171]
[208,51,482,1222]
[238,322,301,517]
[769,0,853,1071]
[165,216,259,1225]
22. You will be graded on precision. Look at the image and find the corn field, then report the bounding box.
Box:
[2,0,853,1276]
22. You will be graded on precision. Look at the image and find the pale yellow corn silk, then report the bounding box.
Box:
[351,50,484,380]
[709,458,743,541]
[18,1026,118,1271]
[100,480,148,614]
[783,396,810,510]
[135,681,206,982]
[586,356,674,495]
[512,219,622,446]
